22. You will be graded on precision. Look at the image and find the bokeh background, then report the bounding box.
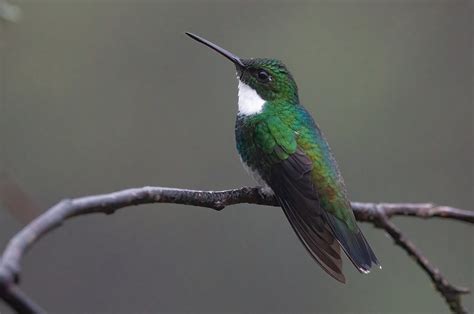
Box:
[0,1,472,313]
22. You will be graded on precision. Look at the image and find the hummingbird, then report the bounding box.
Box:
[186,32,379,283]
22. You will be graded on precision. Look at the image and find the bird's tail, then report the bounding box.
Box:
[324,212,379,273]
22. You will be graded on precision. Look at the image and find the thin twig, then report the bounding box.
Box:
[0,186,472,313]
[352,201,474,224]
[373,210,469,314]
[0,282,45,314]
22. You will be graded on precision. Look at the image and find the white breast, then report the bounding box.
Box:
[237,80,266,115]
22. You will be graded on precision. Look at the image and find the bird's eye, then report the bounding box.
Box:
[257,70,271,82]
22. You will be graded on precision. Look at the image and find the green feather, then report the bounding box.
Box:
[237,102,357,232]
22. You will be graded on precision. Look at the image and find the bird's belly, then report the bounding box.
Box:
[239,158,274,194]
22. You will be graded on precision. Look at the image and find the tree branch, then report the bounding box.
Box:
[0,186,472,313]
[374,213,469,314]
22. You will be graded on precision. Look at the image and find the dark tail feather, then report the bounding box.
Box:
[324,212,379,273]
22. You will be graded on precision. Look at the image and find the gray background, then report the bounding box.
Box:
[0,1,472,313]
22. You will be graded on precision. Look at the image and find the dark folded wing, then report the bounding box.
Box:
[268,148,346,283]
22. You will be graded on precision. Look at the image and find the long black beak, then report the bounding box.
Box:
[185,32,244,67]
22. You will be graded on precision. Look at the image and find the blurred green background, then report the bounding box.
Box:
[0,1,472,313]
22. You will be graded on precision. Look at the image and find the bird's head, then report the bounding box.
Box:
[186,32,299,104]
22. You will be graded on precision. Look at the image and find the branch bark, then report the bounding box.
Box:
[0,186,472,313]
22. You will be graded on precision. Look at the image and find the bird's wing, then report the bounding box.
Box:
[254,113,378,282]
[271,148,347,282]
[254,117,345,282]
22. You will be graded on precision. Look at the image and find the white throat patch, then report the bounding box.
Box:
[237,80,266,115]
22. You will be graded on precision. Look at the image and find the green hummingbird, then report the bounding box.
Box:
[186,32,379,283]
